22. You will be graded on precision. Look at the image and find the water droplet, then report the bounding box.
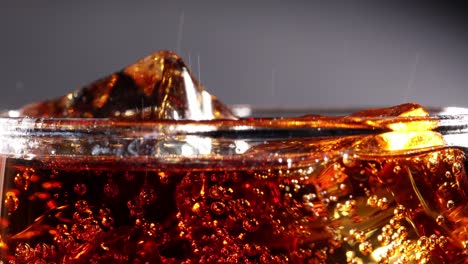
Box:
[73,183,87,196]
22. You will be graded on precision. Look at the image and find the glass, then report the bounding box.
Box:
[0,107,467,263]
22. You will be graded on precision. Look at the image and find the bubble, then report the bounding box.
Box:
[417,236,429,249]
[438,236,448,248]
[243,218,260,232]
[452,162,463,176]
[104,180,119,198]
[209,185,223,199]
[426,153,439,172]
[15,243,33,262]
[367,195,378,208]
[393,205,406,220]
[243,243,260,257]
[74,200,90,212]
[73,183,87,196]
[436,215,445,225]
[4,191,20,214]
[393,165,401,174]
[127,199,144,218]
[34,243,55,259]
[445,171,452,179]
[54,227,74,250]
[396,226,408,239]
[447,200,455,210]
[139,186,157,205]
[14,171,32,191]
[377,197,389,210]
[223,187,234,200]
[342,153,357,167]
[124,171,135,181]
[98,208,115,229]
[358,241,372,256]
[71,220,102,242]
[339,183,348,191]
[210,201,226,215]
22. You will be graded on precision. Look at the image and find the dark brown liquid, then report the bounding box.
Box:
[1,146,467,263]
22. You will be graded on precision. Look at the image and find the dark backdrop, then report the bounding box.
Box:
[1,1,467,111]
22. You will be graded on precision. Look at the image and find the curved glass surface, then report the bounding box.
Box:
[0,109,467,263]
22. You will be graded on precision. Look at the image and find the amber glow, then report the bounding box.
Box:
[378,131,444,151]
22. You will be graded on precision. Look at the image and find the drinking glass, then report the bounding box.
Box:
[0,107,467,263]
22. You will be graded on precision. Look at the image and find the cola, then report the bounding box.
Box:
[1,140,467,263]
[1,50,467,263]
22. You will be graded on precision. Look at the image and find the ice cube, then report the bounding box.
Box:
[17,50,237,120]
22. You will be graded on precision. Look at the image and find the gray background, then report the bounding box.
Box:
[0,1,467,111]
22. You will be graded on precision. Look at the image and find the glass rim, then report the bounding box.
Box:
[0,105,467,161]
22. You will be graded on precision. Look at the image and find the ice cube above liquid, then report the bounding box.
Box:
[17,50,237,120]
[1,50,468,263]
